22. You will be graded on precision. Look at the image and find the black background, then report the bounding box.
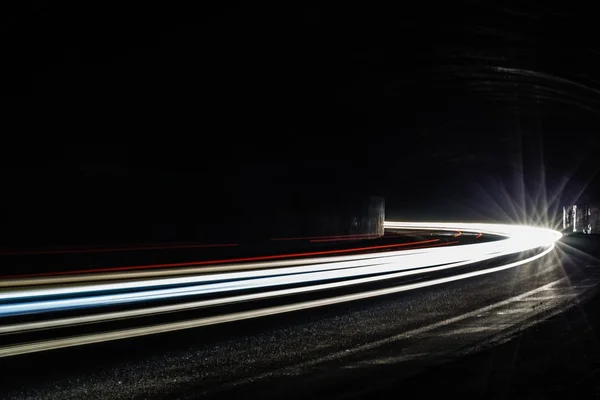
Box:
[2,1,600,237]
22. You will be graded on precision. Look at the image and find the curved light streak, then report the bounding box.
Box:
[0,221,562,357]
[0,242,557,358]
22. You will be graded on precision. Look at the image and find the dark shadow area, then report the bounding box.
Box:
[1,179,384,248]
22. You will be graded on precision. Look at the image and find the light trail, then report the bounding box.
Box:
[0,221,562,358]
[0,238,439,280]
[0,244,557,358]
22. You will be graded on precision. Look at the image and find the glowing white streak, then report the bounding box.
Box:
[0,245,481,302]
[0,243,555,358]
[0,223,559,301]
[0,244,493,302]
[0,223,562,317]
[383,221,561,247]
[0,245,451,288]
[0,250,497,320]
[0,244,540,316]
[0,222,553,288]
[0,245,523,334]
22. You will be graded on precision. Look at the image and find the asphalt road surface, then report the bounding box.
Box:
[1,221,593,399]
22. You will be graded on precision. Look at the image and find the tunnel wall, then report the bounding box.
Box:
[0,178,385,248]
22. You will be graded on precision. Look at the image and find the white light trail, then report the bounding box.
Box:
[0,223,560,302]
[0,242,557,358]
[0,222,562,357]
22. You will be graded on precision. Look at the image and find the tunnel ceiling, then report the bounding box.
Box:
[5,2,600,194]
